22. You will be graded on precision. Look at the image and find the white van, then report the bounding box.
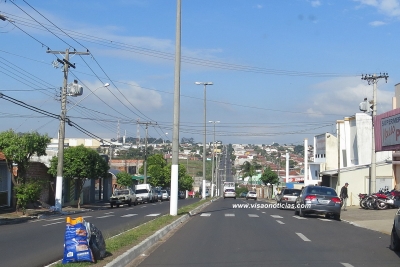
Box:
[135,184,153,204]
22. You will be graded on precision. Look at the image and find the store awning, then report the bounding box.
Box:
[132,174,151,180]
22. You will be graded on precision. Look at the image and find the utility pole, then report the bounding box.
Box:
[361,73,389,194]
[137,121,157,184]
[209,121,219,197]
[47,48,89,211]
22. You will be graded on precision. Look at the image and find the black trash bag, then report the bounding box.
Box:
[85,222,106,261]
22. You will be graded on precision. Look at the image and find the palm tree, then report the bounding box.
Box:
[241,161,256,188]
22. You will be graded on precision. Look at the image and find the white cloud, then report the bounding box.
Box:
[75,80,163,112]
[255,4,263,9]
[354,0,400,18]
[369,20,387,25]
[307,77,393,117]
[310,0,322,7]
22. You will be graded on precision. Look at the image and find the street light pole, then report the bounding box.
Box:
[209,120,219,197]
[195,82,213,199]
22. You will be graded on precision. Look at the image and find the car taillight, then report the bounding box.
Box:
[283,197,288,200]
[331,197,341,204]
[305,195,316,201]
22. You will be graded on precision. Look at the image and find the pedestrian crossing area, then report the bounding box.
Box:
[196,213,334,222]
[29,212,162,226]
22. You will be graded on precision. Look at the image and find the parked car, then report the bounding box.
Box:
[390,208,400,251]
[294,185,341,220]
[239,192,247,198]
[150,188,159,202]
[224,188,236,199]
[246,191,257,201]
[161,189,170,201]
[109,188,137,208]
[178,191,186,199]
[275,188,302,209]
[156,190,163,201]
[135,184,152,204]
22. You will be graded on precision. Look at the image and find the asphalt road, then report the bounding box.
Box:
[0,198,199,267]
[135,198,400,267]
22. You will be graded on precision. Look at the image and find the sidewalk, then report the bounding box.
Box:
[0,201,109,225]
[263,198,396,235]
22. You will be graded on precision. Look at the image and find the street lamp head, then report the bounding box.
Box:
[195,82,213,86]
[104,83,110,87]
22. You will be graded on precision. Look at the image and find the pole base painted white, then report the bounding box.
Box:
[170,164,178,215]
[202,179,206,199]
[55,176,63,211]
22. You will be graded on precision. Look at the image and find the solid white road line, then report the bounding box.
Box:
[97,215,115,219]
[248,214,259,217]
[276,220,285,224]
[271,215,283,218]
[121,214,138,217]
[43,221,63,227]
[296,232,311,242]
[146,213,160,217]
[200,213,211,217]
[225,214,235,217]
[340,263,354,267]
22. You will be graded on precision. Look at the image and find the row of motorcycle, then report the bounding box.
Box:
[359,189,400,210]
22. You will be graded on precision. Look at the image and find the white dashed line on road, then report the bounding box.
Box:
[276,220,285,224]
[340,263,354,267]
[225,214,235,217]
[146,213,161,217]
[271,215,283,219]
[293,216,307,220]
[43,221,63,227]
[97,215,115,219]
[248,214,259,217]
[200,213,211,217]
[318,218,331,221]
[104,212,114,215]
[296,232,311,242]
[121,214,138,217]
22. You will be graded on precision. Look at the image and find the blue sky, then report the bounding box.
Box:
[1,0,399,146]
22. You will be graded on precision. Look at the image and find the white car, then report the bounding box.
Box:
[246,191,257,201]
[161,190,169,201]
[224,189,236,199]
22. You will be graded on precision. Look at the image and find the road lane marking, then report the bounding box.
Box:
[340,263,354,267]
[126,208,135,210]
[248,214,259,217]
[46,217,65,222]
[146,213,161,217]
[262,212,266,214]
[43,221,63,227]
[225,214,235,217]
[276,220,285,224]
[97,215,115,219]
[293,216,307,220]
[296,233,311,242]
[121,214,138,217]
[271,215,283,219]
[82,216,92,219]
[141,206,147,208]
[200,213,211,217]
[318,218,331,221]
[104,212,114,214]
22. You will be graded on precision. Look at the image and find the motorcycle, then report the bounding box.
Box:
[358,193,368,209]
[365,190,400,210]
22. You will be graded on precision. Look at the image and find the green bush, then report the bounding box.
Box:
[14,180,43,214]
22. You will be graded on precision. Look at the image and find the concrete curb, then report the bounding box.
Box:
[104,199,213,267]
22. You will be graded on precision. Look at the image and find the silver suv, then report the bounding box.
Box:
[110,188,137,208]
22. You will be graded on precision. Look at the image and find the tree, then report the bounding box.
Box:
[116,171,133,188]
[48,145,109,209]
[0,130,50,208]
[260,166,279,185]
[241,161,256,186]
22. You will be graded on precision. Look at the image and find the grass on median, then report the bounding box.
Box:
[54,198,209,267]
